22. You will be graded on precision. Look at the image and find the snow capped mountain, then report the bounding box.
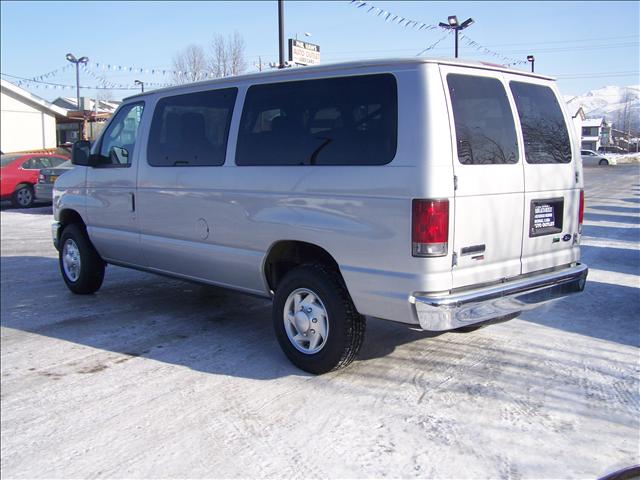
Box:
[565,85,640,132]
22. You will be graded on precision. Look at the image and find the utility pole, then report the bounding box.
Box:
[278,0,285,68]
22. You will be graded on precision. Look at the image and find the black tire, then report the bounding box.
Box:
[272,264,366,374]
[599,159,609,166]
[11,184,34,208]
[58,224,105,294]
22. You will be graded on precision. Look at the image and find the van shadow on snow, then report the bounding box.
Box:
[1,250,637,381]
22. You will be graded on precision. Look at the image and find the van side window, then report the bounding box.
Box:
[235,74,397,166]
[98,103,144,166]
[509,82,571,164]
[447,74,519,165]
[147,88,237,167]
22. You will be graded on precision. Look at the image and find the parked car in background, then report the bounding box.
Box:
[581,149,615,166]
[35,160,73,202]
[1,153,69,207]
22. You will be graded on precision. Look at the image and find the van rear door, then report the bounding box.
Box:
[507,78,581,274]
[440,67,525,289]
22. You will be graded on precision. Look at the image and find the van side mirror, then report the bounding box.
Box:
[71,140,93,166]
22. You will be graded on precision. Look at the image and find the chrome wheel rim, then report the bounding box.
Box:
[62,239,81,282]
[16,188,32,207]
[283,288,329,355]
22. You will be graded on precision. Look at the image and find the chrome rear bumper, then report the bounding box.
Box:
[411,264,588,331]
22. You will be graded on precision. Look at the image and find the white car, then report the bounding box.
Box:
[581,149,615,166]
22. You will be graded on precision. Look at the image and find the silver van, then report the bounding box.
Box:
[53,58,588,374]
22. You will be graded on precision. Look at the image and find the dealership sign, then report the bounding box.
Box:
[288,39,321,66]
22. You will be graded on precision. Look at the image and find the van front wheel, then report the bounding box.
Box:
[59,224,105,294]
[272,264,365,374]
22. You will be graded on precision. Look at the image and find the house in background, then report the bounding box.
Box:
[581,118,611,151]
[570,106,586,143]
[0,79,68,153]
[52,97,121,144]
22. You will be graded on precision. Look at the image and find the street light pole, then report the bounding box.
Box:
[134,80,145,92]
[439,16,474,58]
[454,28,459,58]
[278,0,285,68]
[527,55,535,73]
[65,53,89,110]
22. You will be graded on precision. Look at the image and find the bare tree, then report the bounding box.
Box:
[96,89,113,103]
[172,44,208,84]
[210,31,247,78]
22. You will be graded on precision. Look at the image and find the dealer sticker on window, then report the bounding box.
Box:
[530,198,564,237]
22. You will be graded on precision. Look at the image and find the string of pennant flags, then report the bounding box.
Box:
[349,0,528,66]
[86,61,219,79]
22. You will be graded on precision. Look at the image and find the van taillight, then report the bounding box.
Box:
[412,199,449,257]
[578,189,585,229]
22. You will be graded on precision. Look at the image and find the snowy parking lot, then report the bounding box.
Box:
[1,165,638,479]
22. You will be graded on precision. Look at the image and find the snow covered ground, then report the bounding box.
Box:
[1,166,638,478]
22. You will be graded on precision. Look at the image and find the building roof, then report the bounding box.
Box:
[1,79,68,117]
[572,106,586,120]
[53,97,121,114]
[124,56,556,101]
[582,118,606,128]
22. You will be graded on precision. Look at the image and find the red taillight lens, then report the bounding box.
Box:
[578,189,585,227]
[412,199,449,257]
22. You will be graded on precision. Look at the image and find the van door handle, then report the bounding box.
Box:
[461,244,485,256]
[130,192,135,212]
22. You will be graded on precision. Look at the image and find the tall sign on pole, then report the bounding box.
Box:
[288,39,321,66]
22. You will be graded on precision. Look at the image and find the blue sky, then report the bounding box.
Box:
[1,1,638,101]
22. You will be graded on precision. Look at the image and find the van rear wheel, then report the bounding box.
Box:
[59,224,105,294]
[272,264,365,374]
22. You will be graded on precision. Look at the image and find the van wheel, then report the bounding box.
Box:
[59,224,105,294]
[12,184,34,208]
[599,159,609,166]
[272,264,366,374]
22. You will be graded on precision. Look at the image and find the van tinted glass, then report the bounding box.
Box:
[447,74,518,165]
[98,103,144,166]
[148,88,237,167]
[510,82,571,164]
[236,74,397,166]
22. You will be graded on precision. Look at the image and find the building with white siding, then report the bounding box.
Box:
[0,79,68,153]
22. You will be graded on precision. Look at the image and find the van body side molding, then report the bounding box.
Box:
[411,264,588,331]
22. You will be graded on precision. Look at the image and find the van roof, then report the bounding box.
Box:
[124,56,555,101]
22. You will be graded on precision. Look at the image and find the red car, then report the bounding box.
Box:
[1,153,69,208]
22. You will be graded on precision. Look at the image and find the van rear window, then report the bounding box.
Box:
[235,74,397,166]
[447,74,519,165]
[147,88,237,167]
[510,82,571,164]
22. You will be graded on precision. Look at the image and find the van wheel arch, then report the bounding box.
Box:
[264,241,348,294]
[57,209,87,243]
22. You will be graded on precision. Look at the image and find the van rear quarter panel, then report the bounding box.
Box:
[135,63,454,324]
